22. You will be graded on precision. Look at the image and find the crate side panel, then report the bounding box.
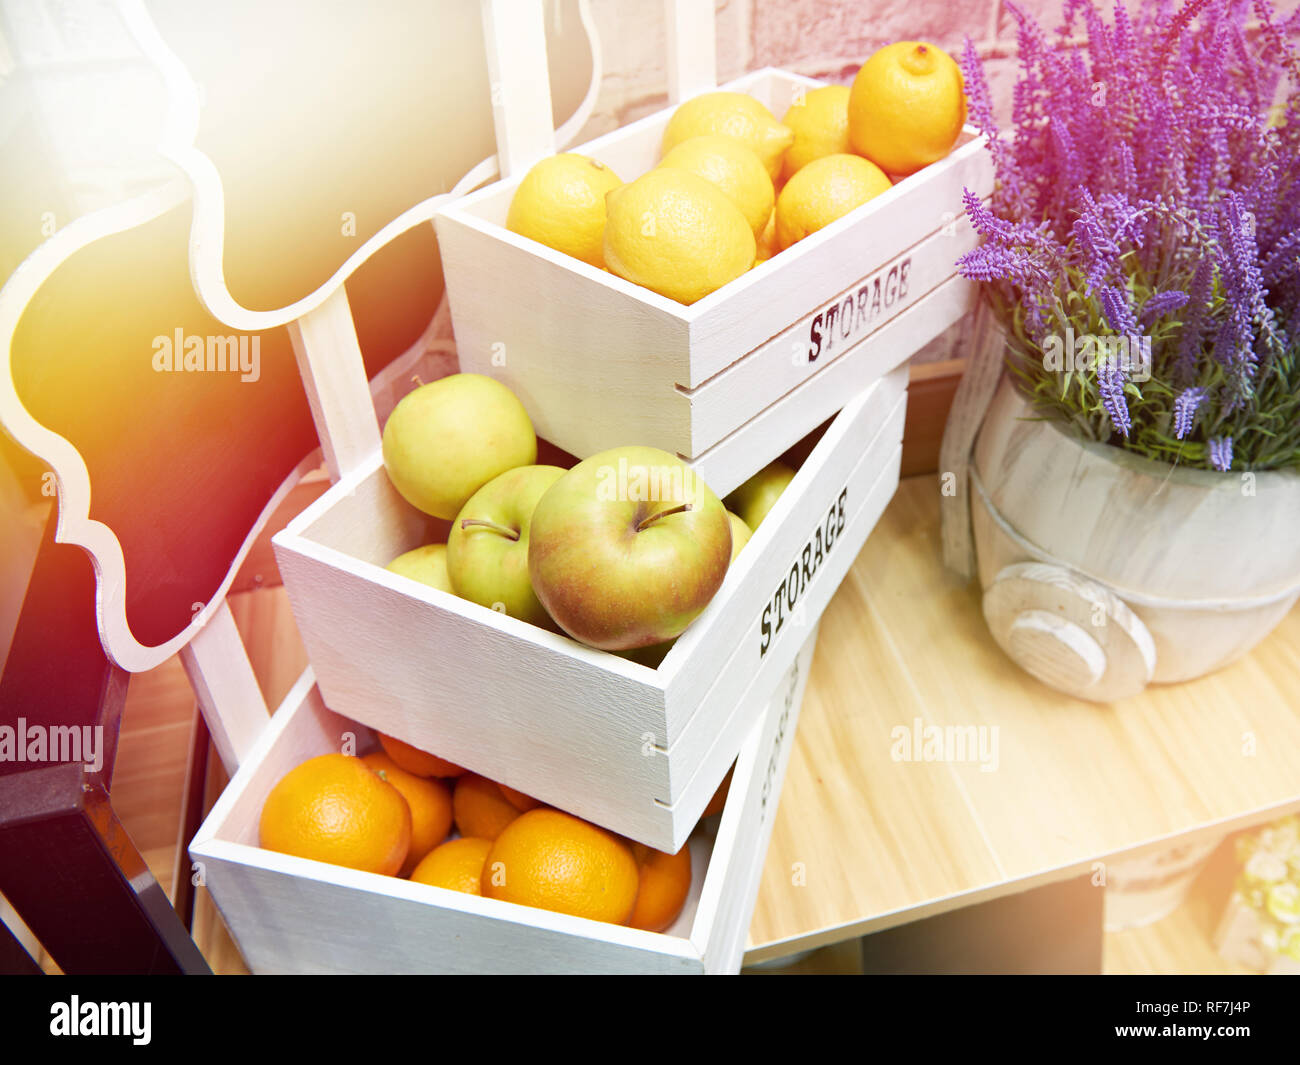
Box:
[684,135,994,387]
[435,212,693,458]
[686,277,971,496]
[669,369,907,724]
[685,219,978,452]
[697,624,817,973]
[664,425,905,823]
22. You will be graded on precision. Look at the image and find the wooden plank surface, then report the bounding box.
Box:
[746,476,1300,960]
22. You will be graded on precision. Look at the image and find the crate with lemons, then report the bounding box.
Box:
[435,43,992,475]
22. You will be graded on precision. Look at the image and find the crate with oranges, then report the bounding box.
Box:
[190,630,815,974]
[435,44,994,488]
[257,731,715,932]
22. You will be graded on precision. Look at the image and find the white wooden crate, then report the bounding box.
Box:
[272,364,906,852]
[190,626,816,975]
[436,67,990,493]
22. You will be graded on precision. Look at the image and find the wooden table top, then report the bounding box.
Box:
[745,475,1300,962]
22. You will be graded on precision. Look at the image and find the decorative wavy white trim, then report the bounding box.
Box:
[0,0,603,672]
[0,178,331,673]
[123,0,602,332]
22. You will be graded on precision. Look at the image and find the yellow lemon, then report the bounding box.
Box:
[849,42,966,176]
[657,135,774,238]
[506,153,623,267]
[780,85,852,183]
[775,153,891,251]
[755,210,779,263]
[661,91,794,181]
[604,169,756,305]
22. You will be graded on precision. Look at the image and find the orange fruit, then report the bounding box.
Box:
[259,753,411,876]
[703,766,734,818]
[362,752,453,876]
[453,773,522,840]
[483,809,640,924]
[628,843,693,932]
[410,837,493,895]
[497,783,543,812]
[377,732,465,778]
[848,41,966,176]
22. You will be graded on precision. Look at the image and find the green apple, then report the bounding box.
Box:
[528,446,732,650]
[726,459,795,530]
[385,544,453,593]
[726,511,752,561]
[381,373,536,519]
[447,464,567,627]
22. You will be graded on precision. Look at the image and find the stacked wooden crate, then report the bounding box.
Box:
[193,10,992,974]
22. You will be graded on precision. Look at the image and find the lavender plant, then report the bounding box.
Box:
[957,0,1300,471]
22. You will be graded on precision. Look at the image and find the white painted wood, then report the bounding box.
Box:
[287,285,382,483]
[982,563,1156,703]
[693,623,816,972]
[938,297,1002,579]
[481,0,557,177]
[684,224,979,455]
[971,377,1300,687]
[687,279,970,498]
[272,375,903,851]
[179,601,270,772]
[664,0,716,104]
[435,67,994,464]
[662,437,902,845]
[191,634,818,974]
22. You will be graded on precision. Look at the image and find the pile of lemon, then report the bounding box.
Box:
[506,41,965,306]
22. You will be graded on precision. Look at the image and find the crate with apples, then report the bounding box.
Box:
[272,362,906,852]
[190,625,817,974]
[435,61,992,497]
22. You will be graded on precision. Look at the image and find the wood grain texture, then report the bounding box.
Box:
[981,562,1156,703]
[974,377,1300,602]
[972,377,1300,683]
[745,476,1300,961]
[937,297,1002,578]
[179,601,270,774]
[684,230,978,455]
[287,286,382,484]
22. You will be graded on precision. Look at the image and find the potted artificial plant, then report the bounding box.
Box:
[946,0,1300,701]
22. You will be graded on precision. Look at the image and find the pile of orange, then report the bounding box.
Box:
[259,729,732,934]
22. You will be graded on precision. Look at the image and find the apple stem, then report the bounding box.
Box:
[459,518,520,541]
[636,502,693,532]
[411,373,425,388]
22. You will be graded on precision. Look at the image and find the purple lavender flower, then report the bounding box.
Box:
[1140,289,1189,325]
[1098,364,1132,437]
[1172,386,1206,438]
[1175,257,1216,384]
[1098,286,1138,337]
[955,0,1299,470]
[1208,436,1234,471]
